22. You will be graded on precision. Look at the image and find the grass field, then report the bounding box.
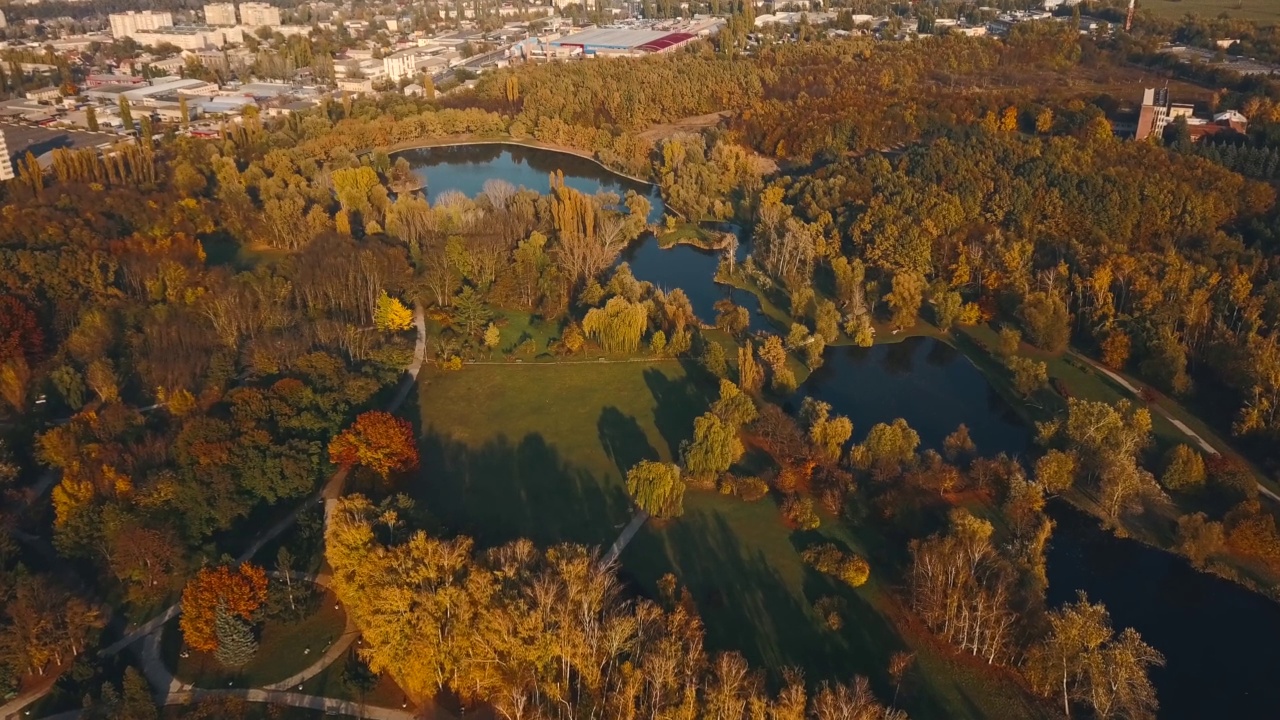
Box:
[416,360,1047,720]
[1139,0,1280,23]
[164,587,348,689]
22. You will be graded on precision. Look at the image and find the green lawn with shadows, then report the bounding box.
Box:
[416,360,1047,720]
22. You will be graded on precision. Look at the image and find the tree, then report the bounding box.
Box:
[213,602,258,667]
[886,271,924,328]
[714,298,750,338]
[738,340,763,393]
[374,291,413,331]
[119,97,133,131]
[849,419,920,476]
[1019,292,1071,353]
[582,297,648,353]
[180,564,268,653]
[1176,512,1224,567]
[682,412,742,483]
[1007,356,1048,397]
[801,398,853,464]
[483,323,501,353]
[1100,329,1131,369]
[86,105,99,132]
[1024,592,1163,720]
[801,543,870,587]
[626,460,685,518]
[1035,450,1077,495]
[1161,444,1206,491]
[328,411,419,481]
[943,424,976,462]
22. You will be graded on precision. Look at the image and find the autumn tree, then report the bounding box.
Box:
[801,543,870,588]
[886,271,925,328]
[682,412,743,485]
[180,564,268,654]
[328,411,419,481]
[1035,449,1077,495]
[373,291,413,331]
[627,460,686,518]
[1024,592,1164,720]
[582,297,648,354]
[1176,512,1224,567]
[849,418,920,477]
[800,398,853,464]
[1161,444,1206,491]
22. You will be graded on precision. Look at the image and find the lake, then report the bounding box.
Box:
[397,142,1280,719]
[396,143,767,330]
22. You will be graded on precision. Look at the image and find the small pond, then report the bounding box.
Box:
[398,142,1280,719]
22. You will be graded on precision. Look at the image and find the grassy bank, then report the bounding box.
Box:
[415,359,1047,720]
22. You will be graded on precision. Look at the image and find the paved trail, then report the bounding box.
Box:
[1073,352,1280,503]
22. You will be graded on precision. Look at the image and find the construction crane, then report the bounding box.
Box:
[1125,0,1136,33]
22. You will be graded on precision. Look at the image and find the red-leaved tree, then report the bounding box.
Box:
[328,411,419,480]
[180,563,268,653]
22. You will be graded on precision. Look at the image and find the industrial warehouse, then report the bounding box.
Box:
[522,17,723,60]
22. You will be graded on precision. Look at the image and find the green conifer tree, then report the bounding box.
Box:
[213,602,258,668]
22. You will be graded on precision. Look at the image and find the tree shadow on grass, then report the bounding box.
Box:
[417,427,632,549]
[597,406,659,478]
[642,365,712,459]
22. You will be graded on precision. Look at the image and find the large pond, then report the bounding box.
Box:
[396,143,767,330]
[397,143,1280,719]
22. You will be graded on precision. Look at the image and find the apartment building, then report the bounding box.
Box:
[203,3,238,26]
[240,2,282,28]
[108,11,174,41]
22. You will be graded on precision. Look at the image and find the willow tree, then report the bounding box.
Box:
[582,297,648,354]
[626,460,685,518]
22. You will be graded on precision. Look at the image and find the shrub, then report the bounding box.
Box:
[781,495,821,530]
[801,543,870,588]
[719,474,770,502]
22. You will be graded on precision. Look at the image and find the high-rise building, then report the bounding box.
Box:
[203,3,238,26]
[0,130,15,182]
[108,11,175,41]
[239,2,281,28]
[1136,87,1196,141]
[0,9,8,30]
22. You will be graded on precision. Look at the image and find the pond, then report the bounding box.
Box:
[397,142,1280,719]
[396,143,768,331]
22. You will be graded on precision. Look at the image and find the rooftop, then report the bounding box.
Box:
[0,121,122,169]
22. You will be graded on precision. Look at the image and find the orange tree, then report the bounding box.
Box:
[328,411,418,480]
[180,563,269,653]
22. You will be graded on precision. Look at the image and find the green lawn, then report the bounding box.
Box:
[416,360,1047,720]
[164,587,348,689]
[1139,0,1280,23]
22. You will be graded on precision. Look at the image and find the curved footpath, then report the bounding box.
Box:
[2,306,429,720]
[1071,351,1280,503]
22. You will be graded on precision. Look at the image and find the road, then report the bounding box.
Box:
[601,510,649,567]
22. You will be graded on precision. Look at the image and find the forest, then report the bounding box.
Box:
[3,18,1280,720]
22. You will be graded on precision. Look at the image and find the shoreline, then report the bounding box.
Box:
[382,135,657,187]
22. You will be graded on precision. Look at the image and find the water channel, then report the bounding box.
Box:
[396,142,1280,719]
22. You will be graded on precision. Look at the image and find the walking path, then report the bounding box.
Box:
[601,510,650,566]
[104,304,426,659]
[1072,352,1280,503]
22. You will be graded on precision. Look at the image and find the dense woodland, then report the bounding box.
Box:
[3,21,1280,720]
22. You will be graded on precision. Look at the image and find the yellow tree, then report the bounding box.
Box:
[374,291,413,331]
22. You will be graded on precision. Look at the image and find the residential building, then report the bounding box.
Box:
[0,130,13,182]
[108,11,174,41]
[1136,87,1171,141]
[336,77,373,94]
[239,2,281,28]
[203,2,238,26]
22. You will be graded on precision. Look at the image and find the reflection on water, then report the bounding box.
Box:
[395,143,665,223]
[1048,504,1280,720]
[797,338,1030,455]
[398,145,1280,717]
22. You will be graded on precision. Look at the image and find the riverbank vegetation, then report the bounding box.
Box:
[6,16,1280,720]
